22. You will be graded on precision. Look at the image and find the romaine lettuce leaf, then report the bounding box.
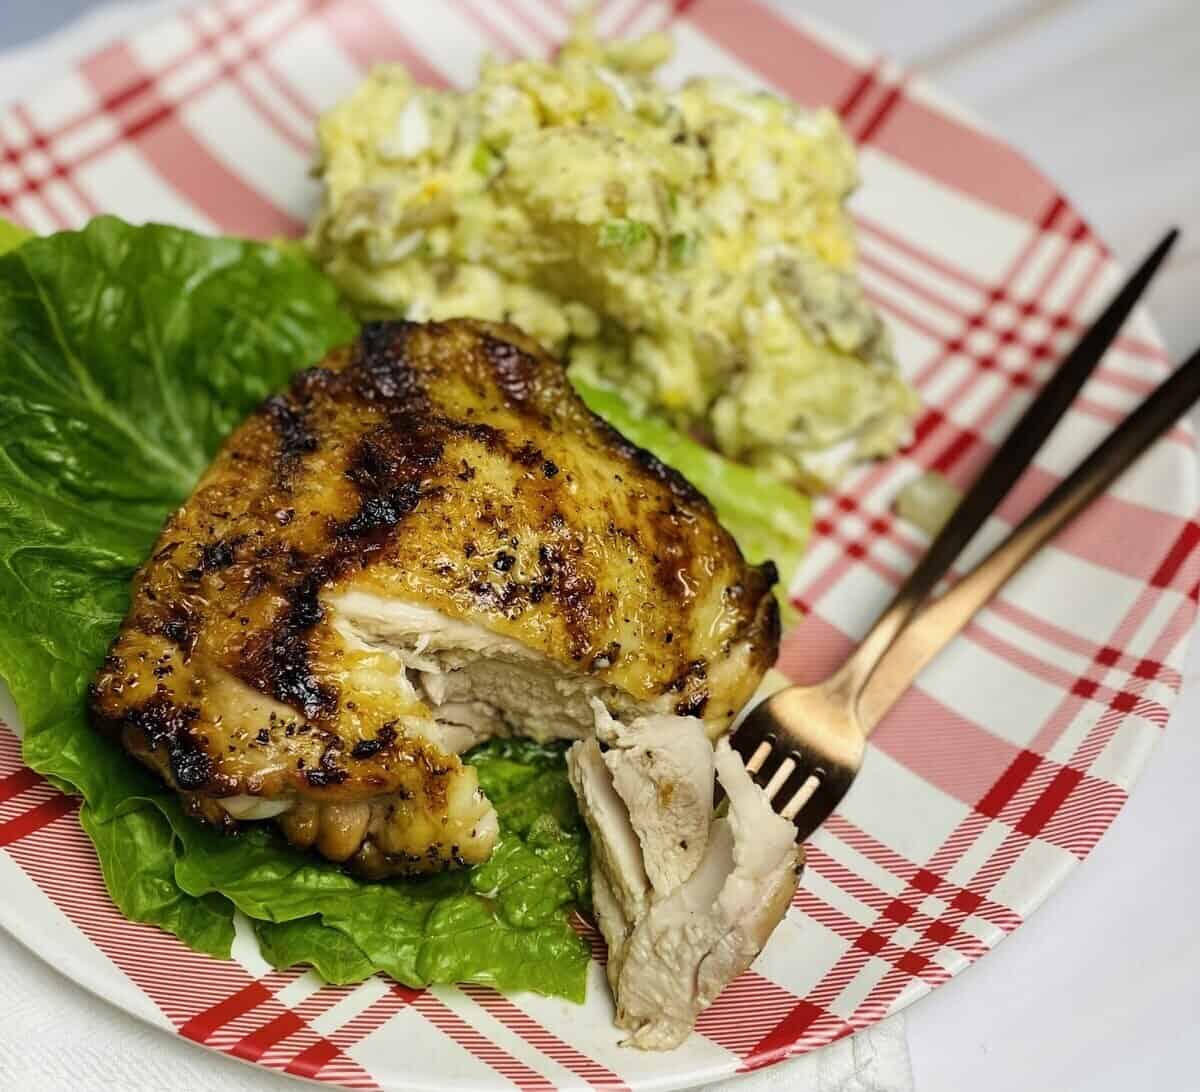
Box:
[160,739,590,999]
[0,217,589,1000]
[0,218,31,256]
[255,916,378,986]
[79,800,236,959]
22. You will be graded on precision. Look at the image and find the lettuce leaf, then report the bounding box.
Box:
[160,738,589,999]
[571,377,811,592]
[0,217,589,1000]
[79,799,236,959]
[255,916,378,985]
[0,218,31,256]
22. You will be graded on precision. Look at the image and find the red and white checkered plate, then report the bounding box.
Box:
[1,1,1197,1089]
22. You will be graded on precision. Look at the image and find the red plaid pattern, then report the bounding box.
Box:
[1,0,1196,1088]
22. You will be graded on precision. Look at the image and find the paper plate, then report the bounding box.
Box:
[1,1,1196,1089]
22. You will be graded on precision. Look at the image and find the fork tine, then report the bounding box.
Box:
[729,719,771,769]
[773,760,818,814]
[792,770,853,841]
[758,750,799,799]
[780,772,822,822]
[760,754,798,800]
[753,742,790,785]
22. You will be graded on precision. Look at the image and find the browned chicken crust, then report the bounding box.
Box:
[90,319,779,876]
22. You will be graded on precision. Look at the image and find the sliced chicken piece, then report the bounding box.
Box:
[568,737,650,934]
[589,699,714,894]
[570,735,802,1050]
[90,319,779,878]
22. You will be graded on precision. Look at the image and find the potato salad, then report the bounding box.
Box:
[308,21,916,483]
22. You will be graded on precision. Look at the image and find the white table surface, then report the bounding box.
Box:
[1,2,1198,1090]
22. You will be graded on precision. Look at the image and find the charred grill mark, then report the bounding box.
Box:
[305,739,349,787]
[197,535,244,575]
[122,690,212,790]
[674,690,709,717]
[242,362,466,719]
[353,320,425,405]
[466,421,505,446]
[241,628,336,720]
[239,570,338,720]
[264,394,317,461]
[339,419,445,540]
[338,484,423,539]
[513,440,542,466]
[351,723,397,759]
[335,386,554,580]
[537,543,597,659]
[349,421,445,488]
[137,600,200,657]
[481,334,539,409]
[289,572,326,630]
[666,659,708,693]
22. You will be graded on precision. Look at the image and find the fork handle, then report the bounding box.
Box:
[855,344,1200,734]
[823,230,1179,707]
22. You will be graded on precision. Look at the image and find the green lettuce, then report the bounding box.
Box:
[0,216,589,1000]
[571,377,811,592]
[159,738,589,997]
[0,218,31,256]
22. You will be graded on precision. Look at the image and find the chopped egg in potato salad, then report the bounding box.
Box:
[309,20,917,482]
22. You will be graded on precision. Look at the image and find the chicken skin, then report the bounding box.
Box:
[90,319,780,879]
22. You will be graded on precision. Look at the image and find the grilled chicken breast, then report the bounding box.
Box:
[91,319,779,879]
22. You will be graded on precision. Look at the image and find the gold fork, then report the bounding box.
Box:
[733,229,1194,842]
